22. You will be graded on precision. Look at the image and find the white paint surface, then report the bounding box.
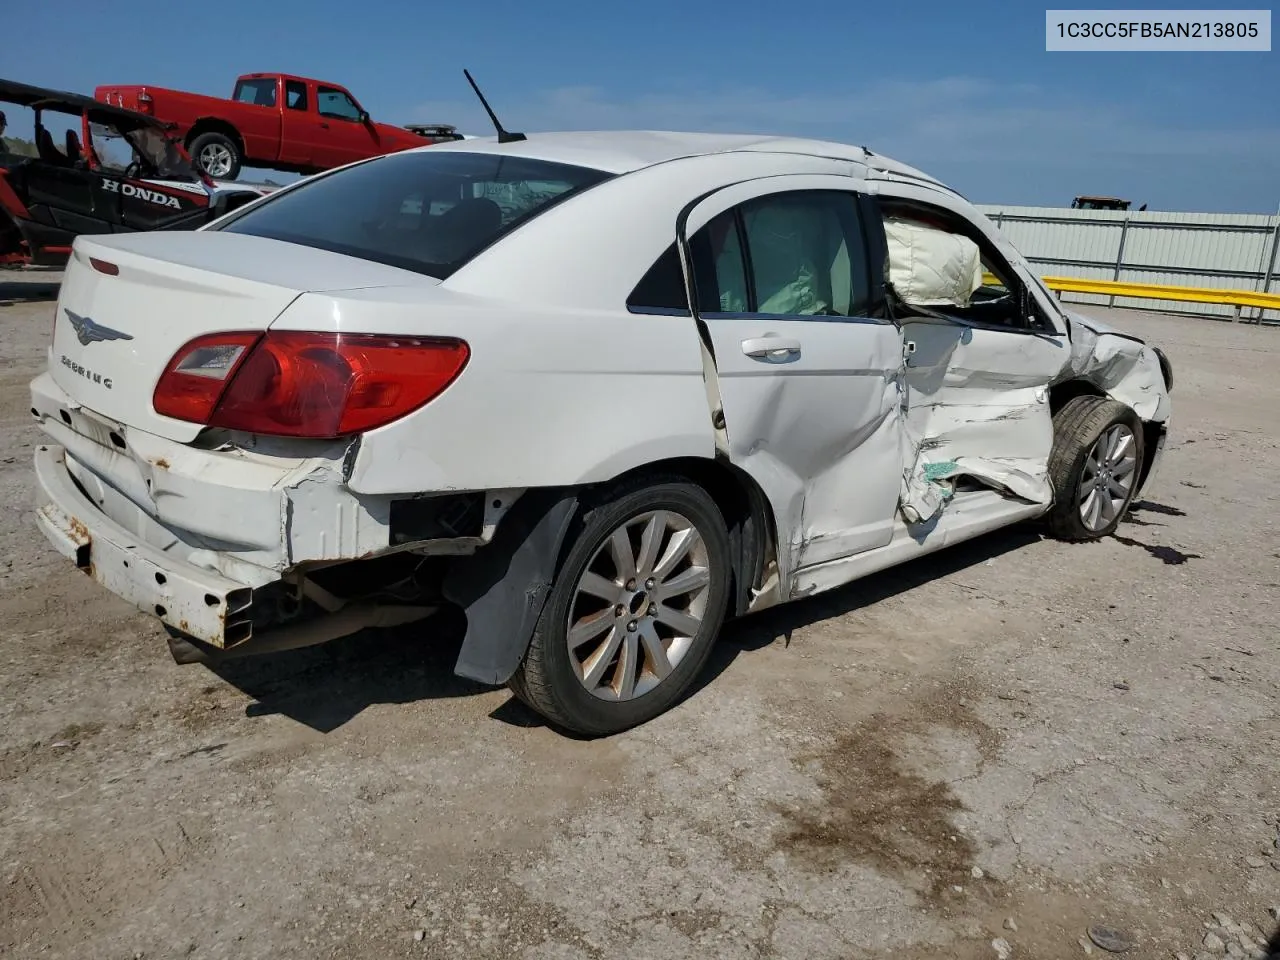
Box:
[31,130,1173,641]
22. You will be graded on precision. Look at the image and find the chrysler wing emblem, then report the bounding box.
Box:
[65,309,133,346]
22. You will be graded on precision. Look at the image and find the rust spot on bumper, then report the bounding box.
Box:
[152,458,170,470]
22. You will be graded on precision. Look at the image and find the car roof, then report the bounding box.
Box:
[419,130,946,184]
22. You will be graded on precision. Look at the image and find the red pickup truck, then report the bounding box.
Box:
[95,73,461,180]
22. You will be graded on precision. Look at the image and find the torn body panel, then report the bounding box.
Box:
[1060,310,1172,424]
[30,370,527,656]
[443,489,579,685]
[897,320,1068,524]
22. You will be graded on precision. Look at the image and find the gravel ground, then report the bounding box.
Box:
[1,270,1277,960]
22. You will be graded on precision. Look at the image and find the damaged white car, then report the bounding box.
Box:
[31,132,1172,735]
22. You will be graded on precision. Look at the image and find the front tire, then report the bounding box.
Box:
[509,477,732,736]
[189,131,241,180]
[1046,396,1145,541]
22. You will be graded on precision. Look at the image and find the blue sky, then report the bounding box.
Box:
[5,0,1277,211]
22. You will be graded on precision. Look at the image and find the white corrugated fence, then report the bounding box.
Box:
[974,205,1280,324]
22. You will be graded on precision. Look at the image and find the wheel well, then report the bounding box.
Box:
[606,457,777,618]
[1051,379,1164,494]
[1048,378,1106,416]
[1137,419,1165,494]
[186,119,244,156]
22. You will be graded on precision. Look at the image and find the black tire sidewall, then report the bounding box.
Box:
[1053,401,1145,539]
[532,481,731,736]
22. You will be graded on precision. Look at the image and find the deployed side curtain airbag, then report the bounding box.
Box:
[884,216,983,308]
[743,202,831,316]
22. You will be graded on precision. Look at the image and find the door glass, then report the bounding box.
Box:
[740,192,869,318]
[233,78,278,107]
[627,243,689,314]
[317,88,362,121]
[689,211,749,313]
[285,81,308,111]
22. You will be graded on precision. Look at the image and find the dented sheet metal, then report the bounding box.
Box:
[703,317,907,583]
[896,319,1067,524]
[1061,310,1171,423]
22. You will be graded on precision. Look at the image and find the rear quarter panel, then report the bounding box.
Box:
[286,149,876,496]
[273,286,716,495]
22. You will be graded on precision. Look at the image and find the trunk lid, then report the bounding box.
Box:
[50,231,439,442]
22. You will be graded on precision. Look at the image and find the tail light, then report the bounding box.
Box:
[153,331,469,438]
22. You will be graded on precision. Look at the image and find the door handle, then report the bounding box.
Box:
[319,122,330,129]
[742,337,802,361]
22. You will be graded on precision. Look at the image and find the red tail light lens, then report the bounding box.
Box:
[154,331,469,438]
[153,331,261,423]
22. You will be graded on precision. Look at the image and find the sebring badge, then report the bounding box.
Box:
[65,309,133,346]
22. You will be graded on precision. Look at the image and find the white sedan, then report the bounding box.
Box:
[31,131,1172,735]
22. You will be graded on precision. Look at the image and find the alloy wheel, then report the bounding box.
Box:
[1078,423,1138,531]
[198,144,234,178]
[567,510,712,702]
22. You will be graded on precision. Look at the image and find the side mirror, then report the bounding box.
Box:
[359,110,370,125]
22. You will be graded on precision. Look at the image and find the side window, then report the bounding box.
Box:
[878,199,1051,331]
[626,243,690,314]
[740,192,869,317]
[233,78,278,107]
[317,87,362,121]
[285,81,308,112]
[688,191,871,319]
[689,210,749,314]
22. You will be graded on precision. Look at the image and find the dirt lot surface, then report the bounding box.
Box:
[1,271,1277,960]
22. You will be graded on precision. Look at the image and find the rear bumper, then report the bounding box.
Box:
[35,443,254,646]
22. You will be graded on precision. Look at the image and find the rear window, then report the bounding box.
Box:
[215,151,613,279]
[233,78,278,107]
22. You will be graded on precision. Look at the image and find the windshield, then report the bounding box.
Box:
[215,150,613,279]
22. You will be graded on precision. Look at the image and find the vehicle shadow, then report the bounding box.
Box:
[206,607,489,733]
[492,523,1044,734]
[0,279,60,305]
[210,522,1044,735]
[692,524,1042,695]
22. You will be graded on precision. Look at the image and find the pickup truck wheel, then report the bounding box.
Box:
[189,132,241,180]
[1046,396,1145,541]
[509,477,731,737]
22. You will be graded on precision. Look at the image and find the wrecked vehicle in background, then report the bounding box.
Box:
[30,132,1172,736]
[1,78,270,267]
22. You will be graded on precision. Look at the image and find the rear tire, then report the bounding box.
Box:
[189,131,241,180]
[1046,396,1145,541]
[509,476,732,737]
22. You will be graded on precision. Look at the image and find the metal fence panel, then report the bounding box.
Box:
[976,205,1280,323]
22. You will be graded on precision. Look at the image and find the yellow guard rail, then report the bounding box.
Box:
[981,274,1280,316]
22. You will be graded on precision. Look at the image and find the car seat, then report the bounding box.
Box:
[36,128,69,166]
[64,130,83,165]
[432,197,503,262]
